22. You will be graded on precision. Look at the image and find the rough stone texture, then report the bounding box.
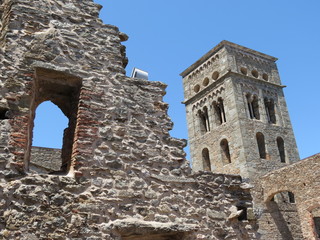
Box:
[0,172,259,239]
[0,0,259,239]
[0,0,318,239]
[30,147,61,173]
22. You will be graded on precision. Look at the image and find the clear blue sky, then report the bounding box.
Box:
[33,0,320,160]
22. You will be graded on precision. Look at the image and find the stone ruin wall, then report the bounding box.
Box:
[1,172,259,239]
[256,153,320,240]
[0,0,259,239]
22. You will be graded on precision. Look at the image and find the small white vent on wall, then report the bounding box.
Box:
[131,68,148,80]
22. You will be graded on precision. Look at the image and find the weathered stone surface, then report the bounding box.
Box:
[0,0,258,239]
[0,0,317,239]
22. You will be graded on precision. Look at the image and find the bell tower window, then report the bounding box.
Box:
[277,137,286,163]
[213,98,226,125]
[246,93,260,120]
[220,139,231,164]
[264,98,276,124]
[202,148,211,171]
[198,106,210,133]
[256,132,267,159]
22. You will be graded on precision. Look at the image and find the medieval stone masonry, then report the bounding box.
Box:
[0,0,319,239]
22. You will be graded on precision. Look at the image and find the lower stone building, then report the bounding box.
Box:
[0,0,318,239]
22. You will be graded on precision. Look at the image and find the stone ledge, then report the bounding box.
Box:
[150,174,196,183]
[106,218,198,235]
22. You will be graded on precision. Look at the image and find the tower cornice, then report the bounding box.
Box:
[180,40,278,78]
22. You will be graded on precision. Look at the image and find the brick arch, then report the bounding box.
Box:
[264,188,296,203]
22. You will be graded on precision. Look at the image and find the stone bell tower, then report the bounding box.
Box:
[180,40,300,180]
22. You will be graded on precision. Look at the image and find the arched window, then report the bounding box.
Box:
[198,106,210,133]
[30,101,68,172]
[202,148,211,171]
[26,68,82,174]
[277,137,286,163]
[252,95,260,120]
[220,139,231,164]
[213,98,226,125]
[264,98,276,124]
[32,101,68,148]
[256,132,266,159]
[203,106,210,132]
[246,93,260,120]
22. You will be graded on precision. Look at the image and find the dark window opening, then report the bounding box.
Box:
[0,107,9,120]
[264,98,276,124]
[252,95,260,119]
[213,98,226,125]
[202,148,211,171]
[220,139,231,164]
[288,192,295,203]
[198,106,210,134]
[26,68,82,174]
[277,137,286,163]
[237,206,248,221]
[246,94,254,119]
[256,132,266,159]
[314,217,320,238]
[246,93,260,120]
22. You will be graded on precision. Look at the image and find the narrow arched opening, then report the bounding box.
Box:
[198,107,210,134]
[220,139,231,164]
[30,101,68,173]
[246,93,260,120]
[252,95,260,120]
[256,132,266,159]
[213,98,226,125]
[202,148,211,171]
[265,97,276,124]
[203,106,210,132]
[277,137,286,163]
